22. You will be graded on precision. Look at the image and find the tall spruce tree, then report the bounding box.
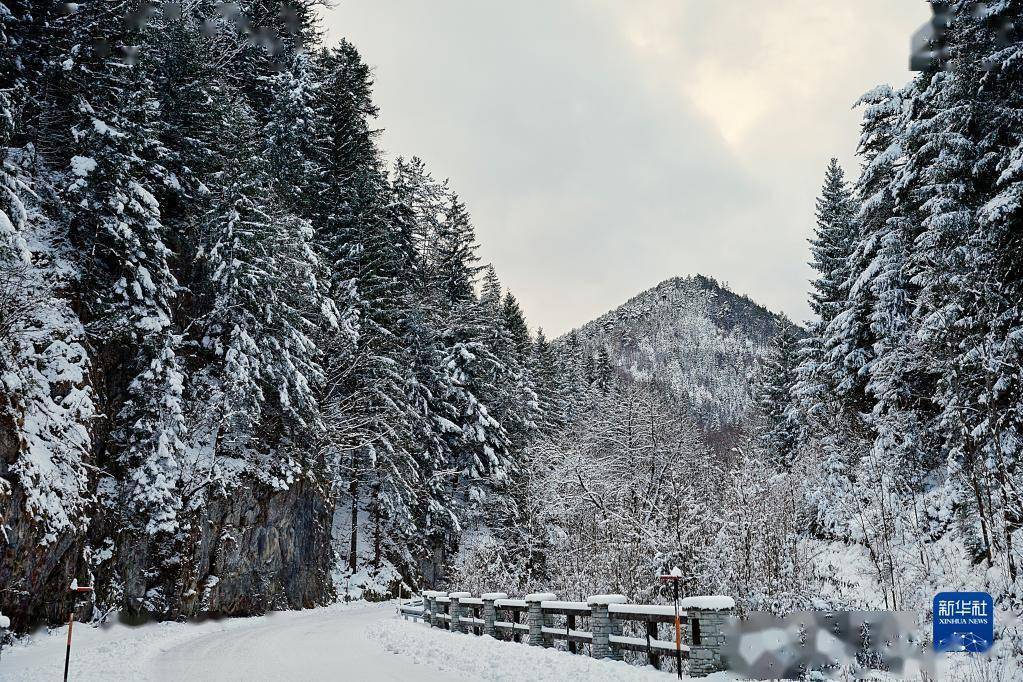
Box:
[757,318,801,470]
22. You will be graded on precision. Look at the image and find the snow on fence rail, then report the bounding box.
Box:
[399,591,734,677]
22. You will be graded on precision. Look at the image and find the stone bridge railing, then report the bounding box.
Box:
[399,591,734,676]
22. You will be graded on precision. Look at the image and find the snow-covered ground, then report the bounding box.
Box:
[0,602,708,681]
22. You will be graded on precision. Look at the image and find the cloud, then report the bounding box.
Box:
[320,0,931,336]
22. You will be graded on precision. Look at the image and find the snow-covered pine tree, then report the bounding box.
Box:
[501,292,531,359]
[430,194,512,506]
[55,9,187,547]
[756,317,801,470]
[197,98,329,484]
[809,160,856,321]
[226,0,320,112]
[305,43,427,580]
[264,51,320,215]
[477,266,529,447]
[794,159,856,422]
[897,1,1023,582]
[493,288,538,454]
[389,157,461,572]
[530,328,566,433]
[799,83,911,543]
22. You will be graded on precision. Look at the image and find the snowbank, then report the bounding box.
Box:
[0,603,449,681]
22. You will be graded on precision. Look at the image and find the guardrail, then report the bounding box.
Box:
[399,591,734,677]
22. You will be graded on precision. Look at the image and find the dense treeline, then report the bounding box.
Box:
[0,1,540,629]
[744,0,1023,656]
[770,0,1023,612]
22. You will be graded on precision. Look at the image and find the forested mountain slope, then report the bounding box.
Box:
[564,275,792,430]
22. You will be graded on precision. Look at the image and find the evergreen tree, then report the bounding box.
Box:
[808,159,856,325]
[757,318,801,469]
[198,104,328,471]
[60,33,186,540]
[502,292,531,359]
[531,328,566,433]
[794,159,857,431]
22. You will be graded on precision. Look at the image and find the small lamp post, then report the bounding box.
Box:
[658,567,685,679]
[64,579,94,682]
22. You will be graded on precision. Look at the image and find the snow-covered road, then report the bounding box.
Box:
[150,603,460,681]
[0,602,681,681]
[0,603,457,681]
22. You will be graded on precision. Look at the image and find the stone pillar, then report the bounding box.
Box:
[681,597,735,677]
[422,591,435,626]
[482,592,507,638]
[607,608,623,660]
[525,593,556,647]
[449,592,471,634]
[426,591,447,629]
[587,594,627,660]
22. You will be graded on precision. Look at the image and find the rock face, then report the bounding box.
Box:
[0,482,85,630]
[0,473,335,631]
[183,477,335,616]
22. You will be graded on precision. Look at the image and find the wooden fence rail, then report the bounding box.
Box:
[399,591,734,677]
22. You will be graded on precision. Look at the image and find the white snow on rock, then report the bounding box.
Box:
[524,592,557,602]
[449,591,472,598]
[679,596,735,610]
[587,594,628,605]
[609,603,678,617]
[481,592,508,600]
[69,155,96,177]
[540,600,589,610]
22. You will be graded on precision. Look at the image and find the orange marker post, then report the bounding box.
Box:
[659,568,684,679]
[64,580,93,682]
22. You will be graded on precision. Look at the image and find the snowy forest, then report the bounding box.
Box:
[2,0,1023,673]
[0,0,548,628]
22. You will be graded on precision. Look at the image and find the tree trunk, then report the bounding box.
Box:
[348,449,360,573]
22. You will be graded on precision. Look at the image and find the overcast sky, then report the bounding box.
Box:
[319,1,931,337]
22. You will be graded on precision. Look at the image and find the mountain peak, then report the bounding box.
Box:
[562,274,788,429]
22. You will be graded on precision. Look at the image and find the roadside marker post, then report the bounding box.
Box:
[659,567,684,679]
[64,579,93,682]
